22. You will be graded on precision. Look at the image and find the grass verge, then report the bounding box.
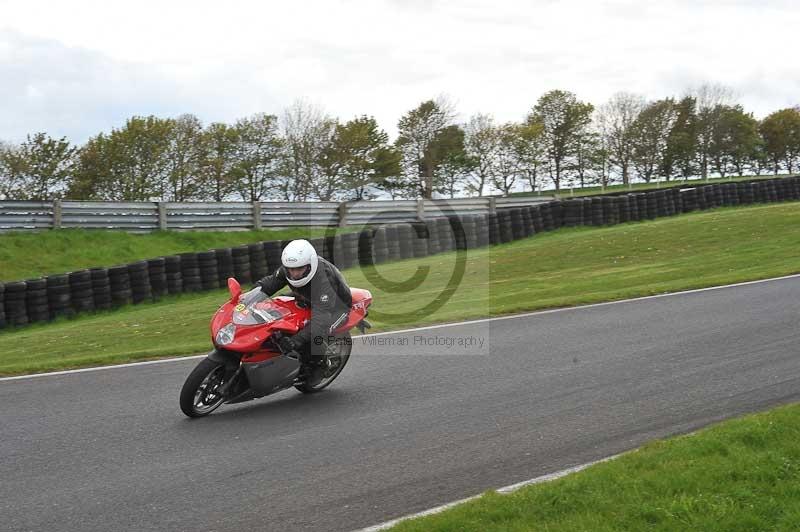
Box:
[0,202,798,375]
[388,402,800,531]
[0,226,349,282]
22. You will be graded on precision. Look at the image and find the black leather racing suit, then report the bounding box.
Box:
[256,257,352,359]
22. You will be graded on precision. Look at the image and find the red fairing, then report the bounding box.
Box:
[210,286,372,363]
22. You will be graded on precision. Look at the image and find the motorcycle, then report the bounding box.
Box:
[180,278,372,418]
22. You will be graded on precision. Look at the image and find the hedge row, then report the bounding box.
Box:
[1,176,798,331]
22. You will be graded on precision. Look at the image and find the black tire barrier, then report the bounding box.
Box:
[519,208,534,237]
[162,256,183,295]
[531,205,545,234]
[382,225,401,261]
[410,222,430,257]
[339,232,360,267]
[447,217,467,250]
[263,241,283,274]
[126,262,151,304]
[179,252,203,292]
[230,246,251,285]
[25,278,49,323]
[486,213,500,245]
[436,217,455,251]
[602,197,618,225]
[617,196,630,223]
[396,224,415,259]
[550,201,564,229]
[308,236,325,259]
[590,197,605,226]
[90,267,113,310]
[464,215,481,248]
[358,228,376,266]
[372,226,389,264]
[509,209,526,240]
[495,210,513,243]
[0,282,5,329]
[627,194,640,221]
[562,199,583,227]
[541,203,556,231]
[246,244,267,281]
[4,281,29,326]
[145,259,167,299]
[69,270,96,313]
[473,214,491,247]
[424,220,442,253]
[213,248,234,285]
[46,274,73,319]
[197,251,219,290]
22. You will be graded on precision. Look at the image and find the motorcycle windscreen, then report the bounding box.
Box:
[232,288,288,326]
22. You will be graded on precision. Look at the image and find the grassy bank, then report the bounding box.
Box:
[389,401,800,531]
[0,202,798,375]
[0,227,345,282]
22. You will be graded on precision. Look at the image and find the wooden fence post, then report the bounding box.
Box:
[337,201,349,227]
[157,202,168,231]
[252,201,262,230]
[52,199,62,229]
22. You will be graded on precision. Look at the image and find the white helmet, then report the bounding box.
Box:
[281,239,318,287]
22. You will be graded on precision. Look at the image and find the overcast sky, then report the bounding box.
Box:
[1,0,799,144]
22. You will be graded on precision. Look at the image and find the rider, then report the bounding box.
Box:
[256,239,352,385]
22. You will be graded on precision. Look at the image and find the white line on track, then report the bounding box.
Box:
[354,453,623,532]
[2,272,798,383]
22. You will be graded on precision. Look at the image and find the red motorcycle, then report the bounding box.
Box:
[180,278,372,418]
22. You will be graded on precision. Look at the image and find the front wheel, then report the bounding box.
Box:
[180,358,228,418]
[295,334,352,394]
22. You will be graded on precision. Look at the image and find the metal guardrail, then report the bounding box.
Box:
[0,196,555,232]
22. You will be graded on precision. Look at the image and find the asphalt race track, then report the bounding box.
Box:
[2,276,799,531]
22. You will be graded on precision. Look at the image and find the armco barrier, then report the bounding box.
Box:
[1,176,799,332]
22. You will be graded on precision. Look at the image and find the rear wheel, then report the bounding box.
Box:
[295,333,352,394]
[180,358,228,418]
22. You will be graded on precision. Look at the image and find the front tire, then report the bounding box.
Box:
[180,358,228,418]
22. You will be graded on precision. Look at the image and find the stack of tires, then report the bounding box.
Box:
[69,270,95,312]
[109,266,132,307]
[231,246,251,284]
[681,188,698,212]
[4,281,27,326]
[248,243,267,280]
[127,262,152,303]
[602,197,617,225]
[372,226,389,264]
[562,199,583,227]
[396,224,415,259]
[92,268,113,309]
[358,228,376,266]
[384,225,402,261]
[409,223,430,257]
[165,256,182,294]
[213,248,234,286]
[47,275,72,319]
[496,210,513,243]
[263,241,283,274]
[146,259,167,299]
[338,232,360,268]
[508,209,525,240]
[487,213,500,244]
[25,278,49,323]
[198,251,219,290]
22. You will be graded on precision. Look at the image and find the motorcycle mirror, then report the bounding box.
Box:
[227,277,241,303]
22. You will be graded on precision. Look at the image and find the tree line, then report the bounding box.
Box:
[1,85,799,201]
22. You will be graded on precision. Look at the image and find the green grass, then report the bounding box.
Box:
[389,402,800,531]
[0,227,349,282]
[0,202,799,375]
[513,173,791,199]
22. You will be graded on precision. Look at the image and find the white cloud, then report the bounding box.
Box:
[1,0,798,144]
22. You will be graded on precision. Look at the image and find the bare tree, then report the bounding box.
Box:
[281,99,337,200]
[463,113,499,196]
[596,92,645,186]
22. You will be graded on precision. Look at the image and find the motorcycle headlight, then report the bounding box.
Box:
[215,323,236,346]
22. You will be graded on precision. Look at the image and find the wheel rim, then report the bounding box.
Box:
[192,365,226,414]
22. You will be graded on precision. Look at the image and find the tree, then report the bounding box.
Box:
[708,105,761,177]
[331,116,400,200]
[431,125,471,198]
[691,83,735,179]
[463,113,499,196]
[200,122,241,201]
[232,113,283,201]
[515,121,546,193]
[281,100,337,201]
[629,99,678,183]
[0,133,75,200]
[489,123,525,195]
[395,97,457,198]
[528,90,594,191]
[596,92,645,186]
[661,96,697,181]
[162,114,204,201]
[759,108,800,174]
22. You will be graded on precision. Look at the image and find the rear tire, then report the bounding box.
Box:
[295,333,352,394]
[180,358,228,418]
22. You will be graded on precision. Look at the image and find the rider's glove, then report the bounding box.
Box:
[278,335,298,354]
